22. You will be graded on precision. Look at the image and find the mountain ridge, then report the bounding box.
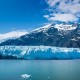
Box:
[0,23,80,48]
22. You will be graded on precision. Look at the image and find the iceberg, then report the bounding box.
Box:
[0,46,80,60]
[21,74,32,79]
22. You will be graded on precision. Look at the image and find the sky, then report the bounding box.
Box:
[0,0,80,33]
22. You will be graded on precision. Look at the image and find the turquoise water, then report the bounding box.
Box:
[0,60,80,80]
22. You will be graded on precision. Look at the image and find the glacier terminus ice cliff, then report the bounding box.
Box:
[0,46,80,60]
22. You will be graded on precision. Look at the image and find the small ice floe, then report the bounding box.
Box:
[21,74,32,79]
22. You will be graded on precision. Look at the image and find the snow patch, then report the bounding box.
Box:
[71,38,77,41]
[77,37,80,39]
[0,30,28,43]
[32,24,51,33]
[54,24,77,31]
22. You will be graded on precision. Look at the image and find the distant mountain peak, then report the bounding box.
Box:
[31,23,78,33]
[32,24,51,33]
[0,30,28,43]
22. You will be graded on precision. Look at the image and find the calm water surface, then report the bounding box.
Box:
[0,60,80,80]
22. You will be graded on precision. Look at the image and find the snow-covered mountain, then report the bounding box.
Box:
[32,23,77,32]
[0,23,80,59]
[0,23,80,48]
[0,30,28,43]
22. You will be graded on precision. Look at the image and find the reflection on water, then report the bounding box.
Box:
[0,60,80,80]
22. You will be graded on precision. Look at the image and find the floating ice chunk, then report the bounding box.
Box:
[21,74,32,79]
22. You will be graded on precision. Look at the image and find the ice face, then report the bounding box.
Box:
[0,46,80,60]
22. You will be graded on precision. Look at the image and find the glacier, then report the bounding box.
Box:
[0,46,80,60]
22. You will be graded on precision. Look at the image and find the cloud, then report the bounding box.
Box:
[48,13,78,22]
[43,15,49,19]
[58,1,80,14]
[44,0,80,22]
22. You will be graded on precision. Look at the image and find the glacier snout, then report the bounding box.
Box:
[0,46,80,60]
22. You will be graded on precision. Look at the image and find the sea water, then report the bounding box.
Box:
[0,60,80,80]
